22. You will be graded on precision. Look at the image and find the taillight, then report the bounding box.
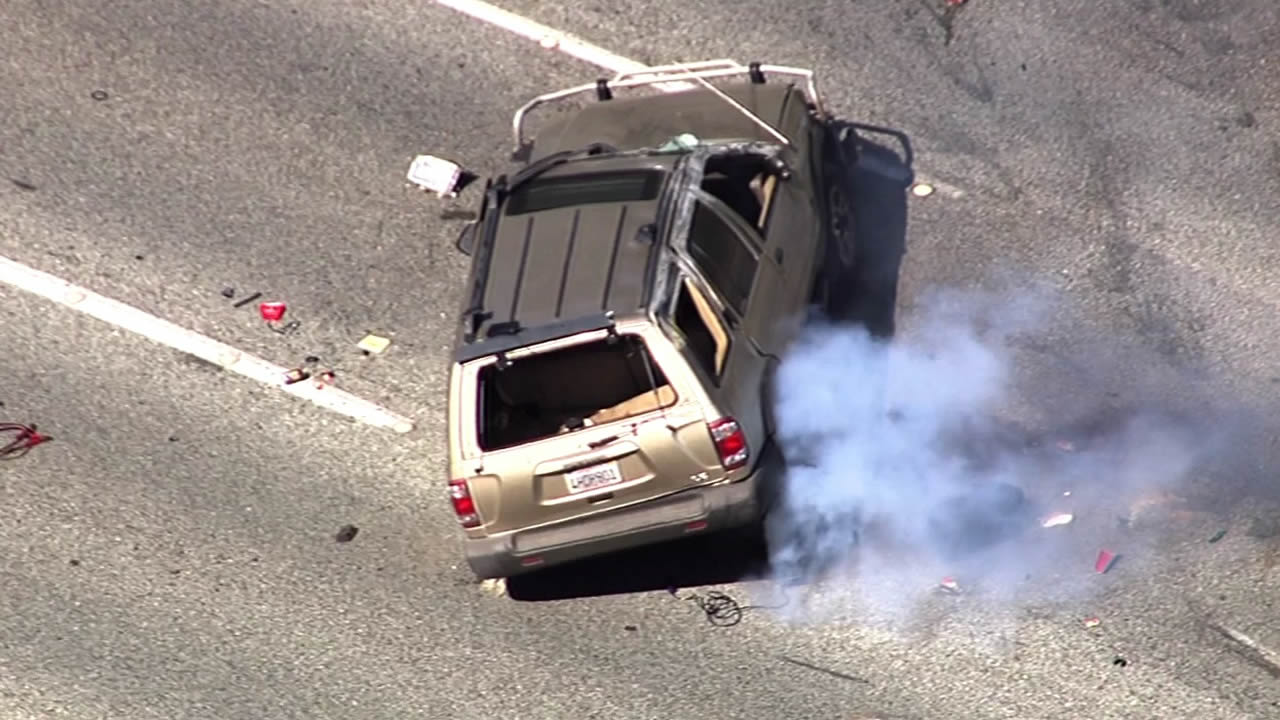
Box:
[448,479,481,528]
[708,417,749,470]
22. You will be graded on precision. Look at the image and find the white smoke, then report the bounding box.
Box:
[762,286,1211,627]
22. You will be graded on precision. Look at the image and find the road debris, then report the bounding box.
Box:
[232,291,262,308]
[1,422,51,460]
[1056,440,1076,452]
[90,90,109,101]
[478,578,507,597]
[267,319,301,336]
[624,624,638,632]
[911,183,934,197]
[1042,512,1074,528]
[406,154,464,198]
[1113,656,1128,667]
[220,286,236,299]
[778,655,869,684]
[1095,549,1118,574]
[1208,528,1228,543]
[1083,616,1102,628]
[334,524,359,543]
[313,370,336,389]
[283,368,310,385]
[259,301,287,322]
[939,576,961,593]
[357,333,391,355]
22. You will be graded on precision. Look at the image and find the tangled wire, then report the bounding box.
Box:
[670,587,789,628]
[1,423,51,460]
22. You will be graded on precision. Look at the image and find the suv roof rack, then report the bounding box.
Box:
[510,59,828,157]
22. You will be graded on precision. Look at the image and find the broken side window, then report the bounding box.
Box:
[672,276,730,383]
[686,200,758,316]
[699,153,777,232]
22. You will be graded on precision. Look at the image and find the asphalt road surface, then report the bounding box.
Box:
[3,1,1280,718]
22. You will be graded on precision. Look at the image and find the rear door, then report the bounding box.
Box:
[678,194,774,448]
[457,326,731,535]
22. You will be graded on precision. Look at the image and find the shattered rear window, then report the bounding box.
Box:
[476,334,676,451]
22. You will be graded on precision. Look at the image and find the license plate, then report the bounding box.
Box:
[565,461,624,494]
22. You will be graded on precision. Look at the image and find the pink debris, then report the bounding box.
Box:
[259,301,287,322]
[939,576,960,593]
[1095,549,1118,574]
[1083,617,1102,628]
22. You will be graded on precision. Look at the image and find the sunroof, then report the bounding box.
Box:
[505,169,664,216]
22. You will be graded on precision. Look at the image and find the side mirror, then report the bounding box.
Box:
[456,222,478,256]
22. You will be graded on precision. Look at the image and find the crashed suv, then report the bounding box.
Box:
[413,60,861,579]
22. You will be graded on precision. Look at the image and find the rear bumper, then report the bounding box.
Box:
[461,471,765,580]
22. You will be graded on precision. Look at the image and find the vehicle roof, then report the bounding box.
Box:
[455,154,682,361]
[528,82,804,161]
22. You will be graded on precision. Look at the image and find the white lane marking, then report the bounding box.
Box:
[431,0,693,90]
[433,0,646,73]
[433,0,960,197]
[0,255,416,434]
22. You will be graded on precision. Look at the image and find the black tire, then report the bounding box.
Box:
[814,129,858,314]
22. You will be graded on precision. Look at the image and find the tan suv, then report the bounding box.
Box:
[433,60,860,579]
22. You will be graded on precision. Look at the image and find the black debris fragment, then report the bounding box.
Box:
[232,291,262,308]
[1113,657,1128,667]
[335,524,359,543]
[1208,528,1227,543]
[779,655,870,684]
[220,287,236,298]
[90,90,109,101]
[624,625,637,632]
[69,559,80,566]
[10,178,37,191]
[267,319,301,336]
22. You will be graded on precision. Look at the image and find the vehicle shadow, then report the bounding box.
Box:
[505,525,770,601]
[823,121,915,339]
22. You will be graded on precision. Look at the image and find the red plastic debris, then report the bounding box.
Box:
[1095,549,1118,574]
[945,0,967,6]
[939,576,960,593]
[1,423,52,460]
[259,301,287,322]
